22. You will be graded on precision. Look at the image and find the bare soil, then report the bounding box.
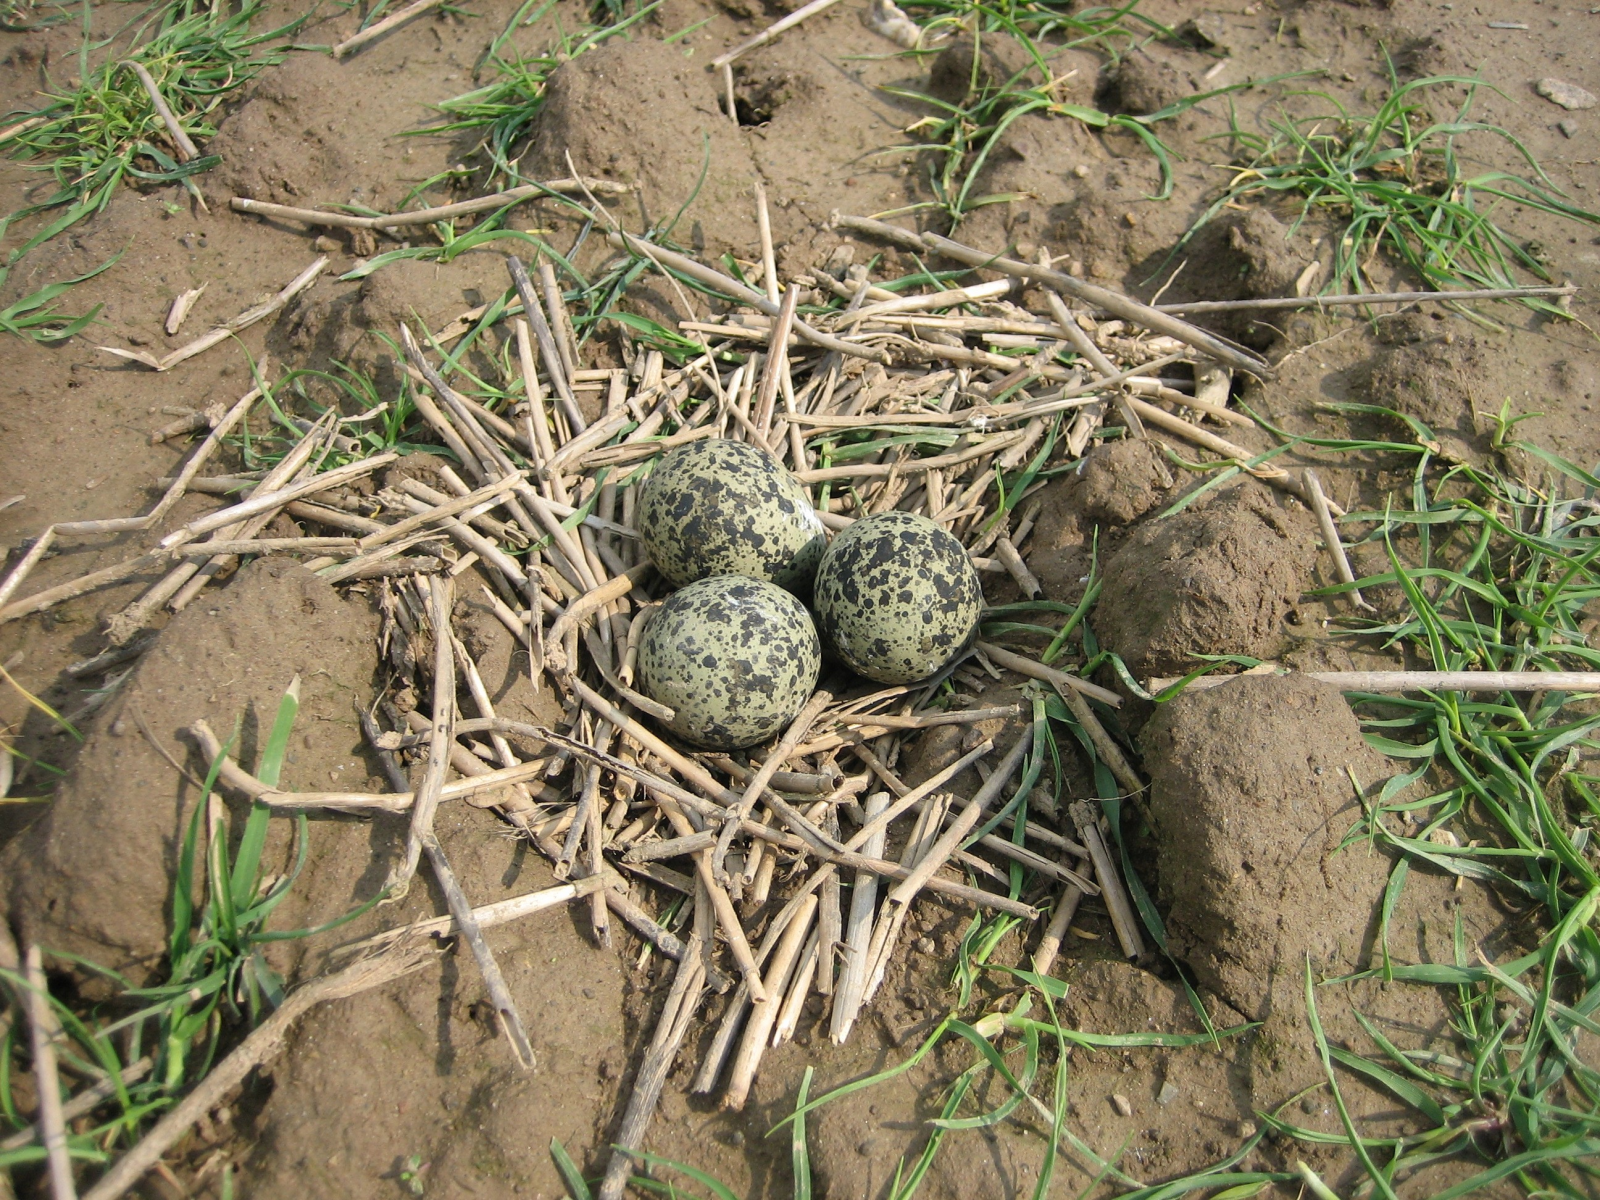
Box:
[2,0,1598,1196]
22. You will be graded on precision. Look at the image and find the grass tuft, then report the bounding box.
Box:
[0,0,307,336]
[1184,69,1600,313]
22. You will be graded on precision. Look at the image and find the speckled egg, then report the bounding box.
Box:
[637,438,826,592]
[813,511,983,685]
[638,575,822,750]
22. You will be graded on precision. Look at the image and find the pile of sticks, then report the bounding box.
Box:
[2,203,1374,1197]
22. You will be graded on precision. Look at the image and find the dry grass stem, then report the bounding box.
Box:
[723,894,817,1110]
[608,231,889,364]
[507,256,585,434]
[421,831,536,1068]
[346,877,605,955]
[159,453,397,548]
[1031,881,1084,978]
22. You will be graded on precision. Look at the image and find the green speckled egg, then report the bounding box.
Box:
[638,438,826,592]
[638,575,822,750]
[813,511,983,685]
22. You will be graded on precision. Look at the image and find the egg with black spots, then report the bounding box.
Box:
[637,438,826,591]
[813,511,982,685]
[638,575,822,750]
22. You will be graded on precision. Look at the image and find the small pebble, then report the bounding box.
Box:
[1111,1093,1134,1117]
[1157,1081,1180,1106]
[1537,78,1598,110]
[1559,118,1580,138]
[312,234,341,253]
[914,935,934,954]
[1073,163,1091,179]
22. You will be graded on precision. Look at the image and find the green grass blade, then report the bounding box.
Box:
[230,674,299,911]
[625,1148,739,1200]
[550,1137,593,1199]
[1304,959,1399,1200]
[792,1066,812,1200]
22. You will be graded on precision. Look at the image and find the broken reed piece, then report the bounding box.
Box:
[98,257,326,371]
[1155,283,1578,315]
[78,945,437,1200]
[157,452,398,549]
[231,179,629,232]
[15,373,263,567]
[1147,669,1600,694]
[832,214,1271,376]
[597,928,707,1200]
[420,831,536,1069]
[880,727,1034,908]
[332,0,446,57]
[164,284,207,335]
[341,876,604,956]
[754,285,801,441]
[188,724,563,813]
[563,680,770,999]
[506,255,586,435]
[545,565,650,676]
[1123,395,1342,517]
[831,790,890,1043]
[606,230,889,364]
[0,1059,155,1156]
[972,642,1122,707]
[544,726,1036,917]
[126,61,199,162]
[1047,679,1143,799]
[145,413,341,624]
[711,689,833,881]
[1031,879,1085,979]
[710,0,848,67]
[391,574,456,894]
[24,945,75,1200]
[722,893,818,1110]
[1068,800,1145,960]
[1302,467,1373,612]
[1043,290,1147,440]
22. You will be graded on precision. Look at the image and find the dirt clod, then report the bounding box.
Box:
[1366,328,1490,456]
[1094,484,1317,678]
[1140,673,1393,1021]
[1069,436,1174,525]
[1094,49,1188,116]
[925,33,1038,105]
[0,559,383,988]
[1152,209,1306,348]
[529,37,755,255]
